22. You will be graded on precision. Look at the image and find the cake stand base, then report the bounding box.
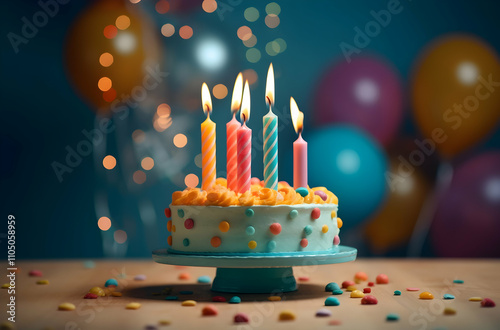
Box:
[152,246,357,293]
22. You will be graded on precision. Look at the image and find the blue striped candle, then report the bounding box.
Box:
[263,109,278,190]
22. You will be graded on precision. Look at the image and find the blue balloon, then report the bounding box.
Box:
[307,125,388,228]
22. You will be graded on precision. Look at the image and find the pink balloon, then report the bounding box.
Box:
[314,57,403,146]
[431,152,500,257]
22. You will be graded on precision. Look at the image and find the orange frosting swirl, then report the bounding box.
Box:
[205,189,238,207]
[259,188,278,206]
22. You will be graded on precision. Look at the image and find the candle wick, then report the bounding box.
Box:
[242,113,246,123]
[266,96,272,106]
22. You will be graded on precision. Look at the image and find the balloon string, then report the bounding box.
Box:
[407,161,454,257]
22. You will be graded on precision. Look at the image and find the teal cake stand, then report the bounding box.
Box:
[152,246,357,293]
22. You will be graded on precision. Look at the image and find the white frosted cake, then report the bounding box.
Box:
[164,178,342,254]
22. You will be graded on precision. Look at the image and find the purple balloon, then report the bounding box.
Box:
[314,57,402,146]
[431,152,500,257]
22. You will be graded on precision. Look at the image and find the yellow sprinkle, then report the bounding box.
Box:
[331,210,336,219]
[268,296,282,301]
[58,302,76,311]
[419,291,434,299]
[354,278,362,284]
[248,240,257,249]
[279,310,296,321]
[350,290,365,298]
[443,307,456,315]
[469,297,482,301]
[337,218,343,229]
[181,300,197,306]
[111,292,122,297]
[346,285,357,292]
[172,225,176,232]
[89,287,106,297]
[126,302,141,310]
[322,225,329,233]
[37,280,49,285]
[219,221,230,232]
[159,319,172,325]
[1,283,10,289]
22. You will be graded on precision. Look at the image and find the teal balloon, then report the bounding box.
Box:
[307,125,388,227]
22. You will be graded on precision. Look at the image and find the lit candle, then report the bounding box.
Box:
[290,97,307,189]
[201,83,216,191]
[227,73,243,192]
[237,80,252,193]
[263,63,278,190]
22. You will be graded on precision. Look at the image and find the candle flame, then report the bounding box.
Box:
[201,82,212,116]
[290,97,304,134]
[265,63,274,107]
[240,80,251,122]
[231,72,243,115]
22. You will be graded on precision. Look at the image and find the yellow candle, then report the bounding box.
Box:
[201,83,216,191]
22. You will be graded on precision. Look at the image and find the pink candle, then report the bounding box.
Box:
[227,73,243,192]
[293,133,308,189]
[290,97,307,189]
[237,80,252,193]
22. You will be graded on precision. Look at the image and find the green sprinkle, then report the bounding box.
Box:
[304,225,313,236]
[245,208,254,217]
[229,296,241,304]
[325,297,340,306]
[289,209,298,219]
[183,238,190,247]
[386,313,399,321]
[267,240,277,251]
[394,290,402,296]
[296,187,309,197]
[453,279,464,284]
[177,209,184,218]
[331,289,343,295]
[325,282,340,292]
[165,296,178,300]
[246,226,255,235]
[443,294,455,299]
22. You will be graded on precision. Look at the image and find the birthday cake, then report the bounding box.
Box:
[164,178,342,254]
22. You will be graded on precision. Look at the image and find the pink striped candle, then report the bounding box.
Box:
[237,80,252,193]
[227,73,243,191]
[290,97,307,189]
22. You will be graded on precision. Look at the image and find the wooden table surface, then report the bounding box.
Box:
[6,259,500,329]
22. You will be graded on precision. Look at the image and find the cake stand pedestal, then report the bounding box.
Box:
[152,246,357,293]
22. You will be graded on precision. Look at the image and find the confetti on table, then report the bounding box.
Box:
[376,274,389,284]
[332,289,343,295]
[181,300,196,306]
[325,297,340,306]
[202,304,218,316]
[361,295,378,305]
[342,280,355,288]
[346,285,357,292]
[325,282,340,292]
[315,308,332,317]
[406,287,420,291]
[298,276,310,282]
[443,294,455,299]
[443,307,456,315]
[394,290,402,296]
[37,280,49,285]
[419,291,434,300]
[126,302,141,310]
[134,274,147,281]
[453,279,464,284]
[268,296,282,301]
[234,312,249,323]
[179,273,191,280]
[212,296,226,302]
[111,292,122,297]
[368,281,375,287]
[469,297,482,301]
[386,313,400,321]
[1,284,9,289]
[105,278,118,287]
[279,310,296,321]
[58,303,76,311]
[481,298,496,307]
[89,287,105,297]
[329,320,342,326]
[158,319,171,325]
[84,293,98,299]
[229,296,241,304]
[197,275,211,283]
[165,296,178,300]
[354,271,368,283]
[350,290,365,298]
[29,270,43,277]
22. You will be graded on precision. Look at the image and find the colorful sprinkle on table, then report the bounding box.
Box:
[58,303,76,311]
[298,276,309,282]
[443,294,455,299]
[443,307,456,315]
[386,313,400,321]
[325,297,340,306]
[158,319,172,325]
[111,292,122,297]
[350,290,365,298]
[84,293,98,299]
[181,300,197,306]
[354,271,368,282]
[368,281,374,287]
[268,296,282,301]
[212,296,226,302]
[329,320,342,326]
[481,298,496,307]
[406,287,420,291]
[134,274,147,281]
[361,295,378,305]
[37,280,49,285]
[197,275,211,283]
[201,304,218,316]
[394,290,402,296]
[89,287,105,297]
[332,289,343,295]
[1,284,9,289]
[469,297,482,301]
[453,279,464,284]
[126,302,142,309]
[376,274,389,284]
[342,280,355,288]
[315,308,332,317]
[346,285,357,292]
[325,282,340,292]
[165,296,178,300]
[234,312,249,323]
[29,270,43,277]
[419,291,434,299]
[363,288,371,293]
[229,296,241,304]
[105,278,118,287]
[178,273,190,280]
[279,310,296,321]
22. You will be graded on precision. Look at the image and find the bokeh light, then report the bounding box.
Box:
[202,0,217,13]
[354,78,379,105]
[179,25,193,39]
[113,32,136,54]
[161,23,175,37]
[103,88,117,102]
[266,41,279,56]
[237,26,252,41]
[130,0,141,3]
[194,153,202,168]
[103,155,117,170]
[133,170,146,184]
[243,34,257,48]
[103,25,118,39]
[157,103,171,117]
[457,62,479,85]
[185,173,199,188]
[266,2,281,15]
[132,129,145,143]
[141,157,154,170]
[155,0,170,14]
[244,7,260,22]
[98,217,112,231]
[265,14,280,28]
[196,38,227,71]
[213,84,228,99]
[173,133,188,148]
[115,15,130,30]
[98,77,112,92]
[246,48,261,63]
[336,149,361,174]
[99,53,113,67]
[275,38,287,52]
[242,69,258,85]
[114,230,128,244]
[154,114,172,132]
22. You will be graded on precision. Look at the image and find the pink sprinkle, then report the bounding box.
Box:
[202,304,218,316]
[311,207,321,219]
[300,238,308,248]
[134,274,147,281]
[333,235,340,245]
[212,296,226,302]
[481,298,496,307]
[269,223,282,235]
[29,270,43,277]
[164,208,171,218]
[376,274,389,284]
[361,295,378,305]
[184,218,195,229]
[314,190,327,201]
[363,288,371,293]
[298,276,310,282]
[234,312,249,323]
[342,280,355,288]
[406,287,420,291]
[329,319,342,326]
[84,293,98,299]
[368,282,374,287]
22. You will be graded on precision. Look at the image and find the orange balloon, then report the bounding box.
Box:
[65,0,162,114]
[411,35,500,158]
[364,157,431,254]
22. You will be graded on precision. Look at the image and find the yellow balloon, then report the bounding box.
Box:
[65,0,162,114]
[411,35,500,159]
